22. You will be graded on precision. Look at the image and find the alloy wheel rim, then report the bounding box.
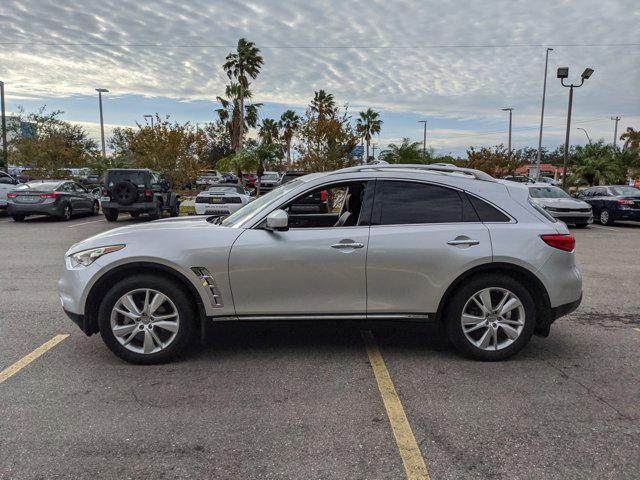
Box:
[601,210,608,223]
[64,206,71,219]
[461,287,525,351]
[110,288,180,354]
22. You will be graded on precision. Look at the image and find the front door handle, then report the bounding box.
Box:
[447,238,480,246]
[331,242,364,249]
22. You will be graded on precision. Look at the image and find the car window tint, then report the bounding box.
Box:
[378,181,463,225]
[467,194,510,222]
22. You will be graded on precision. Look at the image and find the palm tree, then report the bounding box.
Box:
[356,108,383,163]
[222,38,263,153]
[570,141,625,186]
[310,90,336,120]
[279,110,301,167]
[259,118,279,146]
[379,138,431,164]
[620,127,640,151]
[215,83,261,154]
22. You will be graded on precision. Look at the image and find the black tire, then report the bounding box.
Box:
[129,212,140,218]
[97,274,196,364]
[12,215,25,222]
[104,208,119,222]
[573,223,589,228]
[91,201,100,216]
[149,202,162,220]
[445,273,536,361]
[170,201,180,217]
[113,181,138,205]
[599,208,614,226]
[59,203,72,221]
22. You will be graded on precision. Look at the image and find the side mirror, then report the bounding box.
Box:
[266,209,289,231]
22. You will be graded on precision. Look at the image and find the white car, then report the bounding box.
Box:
[0,170,21,211]
[195,170,223,187]
[194,184,253,216]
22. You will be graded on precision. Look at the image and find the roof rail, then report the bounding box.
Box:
[335,163,496,182]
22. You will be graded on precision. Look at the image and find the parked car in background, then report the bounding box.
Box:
[526,184,592,227]
[100,169,180,222]
[196,170,223,187]
[0,170,21,212]
[7,179,99,221]
[257,171,280,194]
[279,170,306,185]
[220,172,238,184]
[577,185,640,225]
[59,164,582,364]
[537,176,561,187]
[194,184,253,216]
[243,173,258,187]
[82,174,101,186]
[503,175,536,184]
[279,170,327,212]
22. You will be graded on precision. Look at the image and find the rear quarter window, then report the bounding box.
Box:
[467,194,511,222]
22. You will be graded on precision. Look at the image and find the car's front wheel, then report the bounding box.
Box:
[98,274,196,364]
[446,274,536,361]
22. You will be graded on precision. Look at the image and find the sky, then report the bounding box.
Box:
[1,0,639,157]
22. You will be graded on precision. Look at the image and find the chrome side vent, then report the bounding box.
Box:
[190,266,223,307]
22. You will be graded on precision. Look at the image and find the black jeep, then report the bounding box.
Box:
[101,169,180,222]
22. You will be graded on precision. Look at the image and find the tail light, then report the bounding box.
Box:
[145,189,153,197]
[102,187,109,196]
[617,199,634,205]
[40,192,60,198]
[541,234,575,252]
[320,190,327,201]
[7,193,17,198]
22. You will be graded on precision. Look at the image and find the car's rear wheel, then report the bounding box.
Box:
[599,208,614,226]
[149,203,162,220]
[12,214,25,222]
[129,212,140,218]
[446,274,536,361]
[59,203,72,221]
[104,208,119,222]
[170,201,180,217]
[98,274,196,364]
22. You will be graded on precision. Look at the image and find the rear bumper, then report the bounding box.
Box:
[552,293,582,320]
[194,203,242,215]
[7,202,61,216]
[613,208,640,221]
[549,211,592,224]
[101,200,159,212]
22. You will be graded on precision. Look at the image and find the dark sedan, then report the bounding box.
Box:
[577,185,640,225]
[7,180,100,222]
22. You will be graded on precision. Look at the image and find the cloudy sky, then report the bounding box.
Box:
[1,0,639,156]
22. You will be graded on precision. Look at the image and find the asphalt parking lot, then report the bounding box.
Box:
[1,213,639,480]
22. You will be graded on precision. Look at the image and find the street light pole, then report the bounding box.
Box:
[557,67,594,189]
[372,143,378,160]
[536,48,553,172]
[0,81,7,170]
[418,120,427,157]
[95,88,109,157]
[611,116,621,149]
[577,127,591,144]
[502,108,513,160]
[144,114,154,128]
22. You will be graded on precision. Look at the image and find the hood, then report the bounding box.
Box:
[531,197,591,209]
[67,216,222,254]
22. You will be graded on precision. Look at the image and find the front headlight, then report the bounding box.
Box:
[68,245,125,268]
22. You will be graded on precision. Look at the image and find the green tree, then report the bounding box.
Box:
[279,110,301,167]
[222,38,264,153]
[356,108,383,162]
[379,138,433,164]
[259,118,280,146]
[200,120,234,167]
[215,83,262,153]
[465,144,524,176]
[620,127,640,151]
[310,90,336,120]
[9,107,98,177]
[217,143,279,195]
[569,141,625,186]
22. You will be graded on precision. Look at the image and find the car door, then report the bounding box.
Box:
[228,180,372,317]
[366,180,493,318]
[73,183,93,211]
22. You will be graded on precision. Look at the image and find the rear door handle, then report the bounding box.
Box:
[331,242,364,249]
[447,239,480,246]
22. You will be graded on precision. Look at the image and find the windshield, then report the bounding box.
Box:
[221,179,303,228]
[609,186,639,196]
[16,181,62,191]
[208,185,244,194]
[261,173,279,181]
[529,186,571,199]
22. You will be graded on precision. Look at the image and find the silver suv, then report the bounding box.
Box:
[58,164,582,364]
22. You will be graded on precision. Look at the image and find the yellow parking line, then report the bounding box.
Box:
[362,330,431,480]
[0,334,69,385]
[633,328,640,334]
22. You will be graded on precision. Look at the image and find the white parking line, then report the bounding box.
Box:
[67,219,105,228]
[589,225,619,232]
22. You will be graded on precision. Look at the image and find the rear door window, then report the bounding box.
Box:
[374,181,466,225]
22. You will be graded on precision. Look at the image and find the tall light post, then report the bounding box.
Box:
[611,116,621,149]
[418,120,427,157]
[144,114,154,128]
[502,108,513,160]
[372,143,378,160]
[95,88,109,157]
[577,127,591,144]
[0,80,7,170]
[536,48,553,172]
[557,67,594,189]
